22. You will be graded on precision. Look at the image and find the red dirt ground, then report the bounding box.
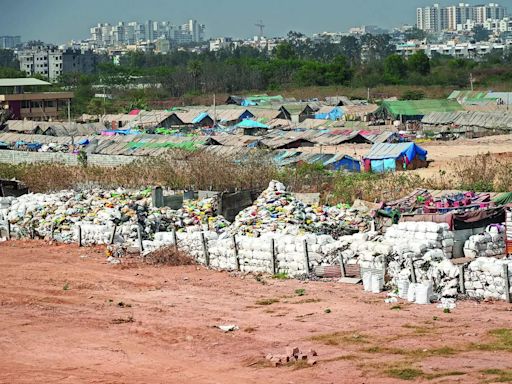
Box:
[1,241,512,384]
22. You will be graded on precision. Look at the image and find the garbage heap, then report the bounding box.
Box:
[464,225,506,258]
[228,181,371,238]
[1,189,230,243]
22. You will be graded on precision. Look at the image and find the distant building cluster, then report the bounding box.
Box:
[89,19,205,48]
[0,36,22,49]
[396,40,511,59]
[416,3,508,32]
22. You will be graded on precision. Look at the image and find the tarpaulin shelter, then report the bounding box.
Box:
[324,154,361,172]
[363,142,427,173]
[375,99,463,122]
[314,106,344,121]
[235,120,269,129]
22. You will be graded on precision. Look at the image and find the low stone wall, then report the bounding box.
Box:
[0,150,136,167]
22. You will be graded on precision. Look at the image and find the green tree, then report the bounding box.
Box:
[187,60,203,91]
[0,49,19,69]
[384,54,407,81]
[404,27,428,41]
[408,51,431,75]
[274,42,297,60]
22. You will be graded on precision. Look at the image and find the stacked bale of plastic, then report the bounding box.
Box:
[464,225,506,259]
[464,257,512,300]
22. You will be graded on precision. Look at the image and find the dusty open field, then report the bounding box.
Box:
[1,241,512,383]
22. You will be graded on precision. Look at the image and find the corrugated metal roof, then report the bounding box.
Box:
[0,78,51,87]
[364,142,425,160]
[422,111,512,130]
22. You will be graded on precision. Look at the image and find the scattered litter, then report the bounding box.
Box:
[437,298,457,311]
[217,325,239,332]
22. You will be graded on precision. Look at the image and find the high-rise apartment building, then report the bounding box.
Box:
[0,36,22,49]
[417,3,508,32]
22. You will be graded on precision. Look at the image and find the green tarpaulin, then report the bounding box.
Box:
[378,99,464,119]
[492,192,512,206]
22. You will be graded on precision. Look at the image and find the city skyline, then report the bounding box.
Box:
[0,0,467,44]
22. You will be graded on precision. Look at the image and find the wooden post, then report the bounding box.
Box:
[303,239,311,274]
[109,225,117,245]
[78,225,82,247]
[6,221,10,241]
[503,264,511,304]
[409,255,417,284]
[201,232,210,267]
[271,238,276,275]
[338,255,346,278]
[172,226,178,251]
[137,225,143,253]
[50,222,55,240]
[233,235,240,271]
[459,265,466,295]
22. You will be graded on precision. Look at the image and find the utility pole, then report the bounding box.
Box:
[469,73,474,92]
[67,98,74,146]
[213,93,217,127]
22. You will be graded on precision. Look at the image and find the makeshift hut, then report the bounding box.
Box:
[234,119,269,136]
[324,154,361,172]
[314,106,343,121]
[363,142,428,173]
[375,100,463,122]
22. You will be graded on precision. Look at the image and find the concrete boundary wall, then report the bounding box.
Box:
[0,150,136,167]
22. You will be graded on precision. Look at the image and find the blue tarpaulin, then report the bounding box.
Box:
[192,112,210,124]
[235,119,269,129]
[241,100,257,106]
[314,107,344,121]
[364,142,427,173]
[364,142,427,162]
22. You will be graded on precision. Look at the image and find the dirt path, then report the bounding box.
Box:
[1,241,511,383]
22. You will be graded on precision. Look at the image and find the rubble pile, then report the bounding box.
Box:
[265,347,318,367]
[464,257,512,300]
[229,181,371,238]
[464,225,506,258]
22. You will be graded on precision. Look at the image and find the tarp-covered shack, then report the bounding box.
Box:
[375,100,464,122]
[363,142,428,173]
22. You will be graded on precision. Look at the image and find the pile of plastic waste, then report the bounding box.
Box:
[228,181,371,237]
[1,188,230,242]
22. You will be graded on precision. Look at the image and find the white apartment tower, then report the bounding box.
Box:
[417,3,508,32]
[417,4,443,32]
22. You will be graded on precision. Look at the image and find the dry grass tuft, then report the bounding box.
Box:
[144,246,195,266]
[310,331,368,346]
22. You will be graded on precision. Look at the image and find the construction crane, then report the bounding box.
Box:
[255,20,265,38]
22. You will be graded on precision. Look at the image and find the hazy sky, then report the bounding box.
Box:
[1,0,469,43]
